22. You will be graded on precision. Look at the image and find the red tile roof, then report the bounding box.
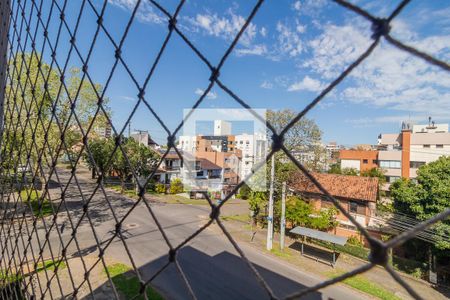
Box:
[289,172,378,202]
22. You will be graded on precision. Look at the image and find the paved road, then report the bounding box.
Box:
[6,167,369,300]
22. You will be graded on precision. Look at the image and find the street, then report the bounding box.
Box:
[7,166,369,300]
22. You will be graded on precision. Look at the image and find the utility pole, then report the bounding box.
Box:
[280,181,286,250]
[266,155,275,250]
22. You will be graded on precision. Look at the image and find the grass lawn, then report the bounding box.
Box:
[20,189,53,217]
[270,247,292,259]
[327,270,401,300]
[105,263,164,300]
[35,260,67,273]
[0,259,66,286]
[221,214,250,223]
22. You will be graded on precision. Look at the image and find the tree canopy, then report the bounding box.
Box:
[3,52,110,184]
[390,156,450,251]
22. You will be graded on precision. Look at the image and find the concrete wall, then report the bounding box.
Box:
[341,159,360,171]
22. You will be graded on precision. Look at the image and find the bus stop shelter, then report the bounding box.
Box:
[290,226,348,267]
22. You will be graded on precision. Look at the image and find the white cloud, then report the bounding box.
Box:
[345,114,450,128]
[120,95,136,101]
[195,88,217,100]
[304,21,450,116]
[292,0,327,16]
[260,80,273,89]
[275,22,304,58]
[235,44,267,56]
[260,27,267,37]
[303,23,371,79]
[288,76,324,92]
[186,10,257,47]
[108,0,165,24]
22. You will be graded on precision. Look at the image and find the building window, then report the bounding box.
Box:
[410,161,425,168]
[386,176,400,183]
[379,160,401,169]
[362,159,368,164]
[349,202,358,213]
[357,204,366,215]
[423,144,430,148]
[240,141,243,144]
[372,159,377,164]
[436,144,443,148]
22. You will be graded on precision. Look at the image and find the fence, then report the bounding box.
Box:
[0,0,449,299]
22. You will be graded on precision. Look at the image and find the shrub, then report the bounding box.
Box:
[237,183,251,199]
[347,235,364,247]
[169,178,183,194]
[155,183,166,194]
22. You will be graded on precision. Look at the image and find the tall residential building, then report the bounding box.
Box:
[378,120,450,191]
[234,132,267,179]
[214,120,232,136]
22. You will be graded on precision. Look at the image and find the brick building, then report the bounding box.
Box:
[289,172,378,241]
[339,149,378,173]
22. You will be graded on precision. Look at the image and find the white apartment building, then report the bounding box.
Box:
[234,133,267,179]
[214,120,231,136]
[179,135,197,152]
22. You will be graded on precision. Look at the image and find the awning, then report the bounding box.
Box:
[290,226,348,246]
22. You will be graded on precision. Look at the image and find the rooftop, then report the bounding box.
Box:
[289,172,378,202]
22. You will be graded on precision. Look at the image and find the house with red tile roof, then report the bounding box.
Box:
[288,172,379,241]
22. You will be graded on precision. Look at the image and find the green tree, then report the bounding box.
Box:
[84,138,115,178]
[328,162,342,174]
[3,53,110,191]
[266,109,322,151]
[281,196,338,231]
[248,191,267,226]
[237,183,251,200]
[284,196,313,227]
[390,156,450,260]
[244,110,322,229]
[111,137,159,193]
[309,207,338,231]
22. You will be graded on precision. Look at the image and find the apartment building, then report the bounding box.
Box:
[340,149,378,173]
[178,120,267,181]
[234,132,267,179]
[378,121,450,183]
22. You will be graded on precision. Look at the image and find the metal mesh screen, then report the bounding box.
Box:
[0,0,449,299]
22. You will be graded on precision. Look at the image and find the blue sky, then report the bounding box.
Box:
[22,0,450,146]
